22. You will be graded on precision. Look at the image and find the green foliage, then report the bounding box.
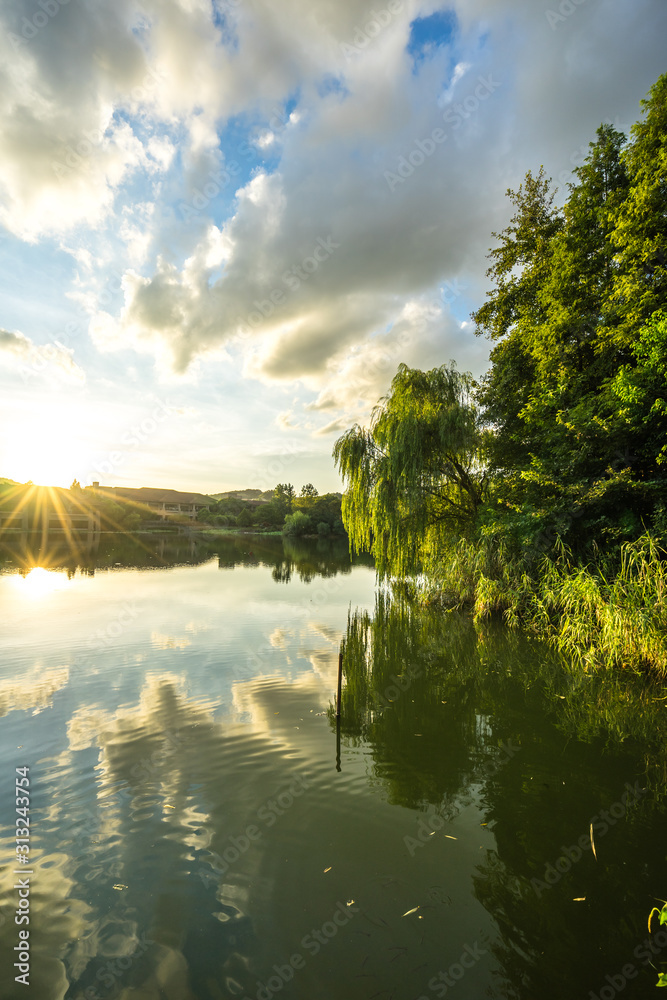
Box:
[612,311,667,468]
[648,901,667,986]
[421,530,667,675]
[317,521,330,536]
[274,483,295,503]
[332,74,667,673]
[195,483,338,533]
[526,533,667,673]
[472,165,564,346]
[268,483,295,522]
[473,79,667,555]
[293,491,344,531]
[611,74,667,344]
[282,510,312,537]
[334,362,489,577]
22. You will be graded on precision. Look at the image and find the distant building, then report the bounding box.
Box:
[92,486,212,521]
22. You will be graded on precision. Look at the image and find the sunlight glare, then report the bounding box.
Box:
[12,567,70,598]
[1,404,89,487]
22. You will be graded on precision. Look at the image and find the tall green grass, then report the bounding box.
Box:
[423,532,667,675]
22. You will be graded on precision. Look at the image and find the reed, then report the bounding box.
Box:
[423,531,667,675]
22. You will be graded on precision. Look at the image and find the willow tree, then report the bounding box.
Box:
[333,363,489,578]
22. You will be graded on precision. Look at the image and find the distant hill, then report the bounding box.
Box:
[211,489,273,501]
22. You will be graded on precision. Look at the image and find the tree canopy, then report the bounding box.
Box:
[334,362,489,576]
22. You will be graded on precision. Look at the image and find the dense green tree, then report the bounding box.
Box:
[474,126,629,480]
[268,483,295,522]
[334,362,488,577]
[612,311,667,472]
[282,510,312,537]
[472,167,563,474]
[300,483,318,497]
[611,74,667,344]
[293,491,344,531]
[471,111,666,551]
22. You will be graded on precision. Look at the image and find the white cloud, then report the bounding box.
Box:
[276,409,297,430]
[1,0,666,488]
[0,327,86,384]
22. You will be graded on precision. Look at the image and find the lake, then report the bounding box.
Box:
[1,532,666,1000]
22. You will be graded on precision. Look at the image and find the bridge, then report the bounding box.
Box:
[0,508,101,543]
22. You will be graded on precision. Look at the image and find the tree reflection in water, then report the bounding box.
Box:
[335,590,667,999]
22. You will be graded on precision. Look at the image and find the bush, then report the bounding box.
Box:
[282,511,312,537]
[317,521,330,536]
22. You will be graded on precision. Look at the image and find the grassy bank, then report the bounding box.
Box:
[200,527,283,536]
[422,532,667,676]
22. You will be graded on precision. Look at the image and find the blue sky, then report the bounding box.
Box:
[0,0,665,493]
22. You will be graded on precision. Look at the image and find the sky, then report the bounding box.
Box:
[0,0,665,495]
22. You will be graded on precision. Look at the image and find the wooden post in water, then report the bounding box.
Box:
[336,651,343,719]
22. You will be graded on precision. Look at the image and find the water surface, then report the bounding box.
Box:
[1,532,666,999]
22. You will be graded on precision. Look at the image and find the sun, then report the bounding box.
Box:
[1,403,90,487]
[10,567,70,598]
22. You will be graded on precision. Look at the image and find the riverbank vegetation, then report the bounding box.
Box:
[198,482,346,535]
[0,479,346,538]
[335,74,667,675]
